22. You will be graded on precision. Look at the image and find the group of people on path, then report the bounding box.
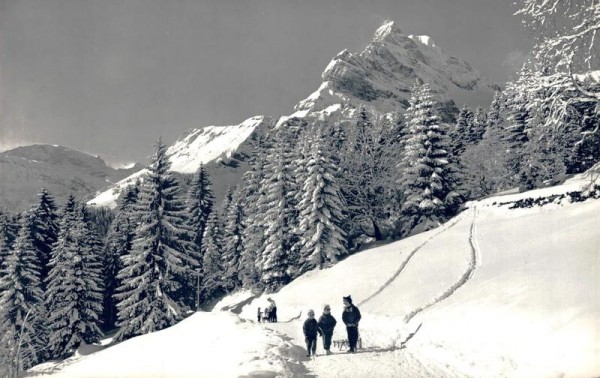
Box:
[257,297,277,323]
[303,295,361,357]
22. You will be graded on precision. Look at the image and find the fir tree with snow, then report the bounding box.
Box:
[114,140,196,341]
[45,197,104,358]
[186,164,214,275]
[200,210,226,301]
[255,133,297,290]
[450,106,475,156]
[0,211,47,373]
[102,183,140,330]
[399,82,462,233]
[222,190,245,292]
[31,188,59,287]
[296,126,347,274]
[0,210,19,289]
[238,149,268,289]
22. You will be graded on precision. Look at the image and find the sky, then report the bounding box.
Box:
[0,0,531,165]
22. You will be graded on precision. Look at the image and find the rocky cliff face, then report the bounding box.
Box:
[284,21,499,124]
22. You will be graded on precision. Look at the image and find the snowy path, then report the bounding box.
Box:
[262,208,482,377]
[358,211,468,307]
[262,321,465,378]
[405,207,479,321]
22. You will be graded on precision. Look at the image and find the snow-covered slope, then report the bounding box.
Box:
[31,168,600,378]
[0,144,140,211]
[87,115,268,208]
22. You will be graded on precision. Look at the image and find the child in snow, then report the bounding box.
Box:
[303,309,318,357]
[342,295,361,353]
[317,304,337,355]
[257,307,262,323]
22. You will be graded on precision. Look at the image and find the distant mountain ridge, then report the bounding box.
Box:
[0,144,141,211]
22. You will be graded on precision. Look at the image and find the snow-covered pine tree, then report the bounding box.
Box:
[45,197,104,358]
[487,91,504,131]
[31,188,59,287]
[296,125,347,274]
[186,165,214,247]
[114,140,196,341]
[400,82,461,234]
[238,148,267,289]
[221,189,245,292]
[102,184,139,330]
[502,66,534,181]
[256,133,296,291]
[472,107,488,143]
[0,211,47,373]
[200,210,225,301]
[0,210,19,288]
[450,106,474,156]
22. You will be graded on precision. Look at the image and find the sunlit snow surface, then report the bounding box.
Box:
[33,168,600,377]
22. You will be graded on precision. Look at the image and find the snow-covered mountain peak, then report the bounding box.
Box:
[294,20,500,118]
[373,20,403,43]
[88,115,270,208]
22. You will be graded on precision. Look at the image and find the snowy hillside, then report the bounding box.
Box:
[87,115,269,208]
[0,144,139,211]
[31,168,600,377]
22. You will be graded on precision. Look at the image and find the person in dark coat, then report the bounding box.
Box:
[303,309,318,357]
[317,304,337,355]
[267,298,277,322]
[342,295,361,353]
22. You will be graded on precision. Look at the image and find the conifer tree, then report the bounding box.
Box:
[238,149,267,289]
[114,140,196,341]
[297,127,347,274]
[400,83,461,234]
[31,188,59,286]
[222,190,245,292]
[102,184,139,330]
[472,107,488,142]
[200,211,225,301]
[187,165,214,240]
[450,106,474,156]
[256,137,295,290]
[45,197,104,358]
[0,210,19,288]
[0,211,47,372]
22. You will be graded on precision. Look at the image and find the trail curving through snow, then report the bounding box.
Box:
[358,211,469,308]
[404,207,479,322]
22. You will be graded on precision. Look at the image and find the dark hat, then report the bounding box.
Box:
[343,295,352,304]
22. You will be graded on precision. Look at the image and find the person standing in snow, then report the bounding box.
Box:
[303,309,318,357]
[267,298,277,322]
[257,307,262,323]
[342,295,361,353]
[317,304,337,355]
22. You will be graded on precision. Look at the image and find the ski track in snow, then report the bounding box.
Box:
[358,210,469,308]
[404,207,479,322]
[258,208,482,378]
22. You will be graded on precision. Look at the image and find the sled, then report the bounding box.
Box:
[332,337,362,351]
